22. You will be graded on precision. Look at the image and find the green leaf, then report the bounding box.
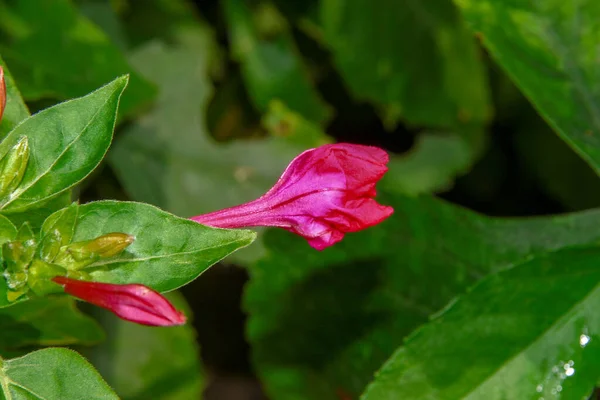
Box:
[0,0,155,117]
[362,247,600,400]
[224,0,331,123]
[109,26,327,263]
[0,57,29,140]
[454,0,600,174]
[0,348,118,399]
[319,0,490,128]
[245,193,600,399]
[0,76,128,214]
[89,292,203,400]
[43,201,256,292]
[0,297,104,350]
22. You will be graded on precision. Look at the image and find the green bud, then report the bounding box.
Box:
[27,260,68,296]
[39,229,63,263]
[60,232,134,270]
[0,137,29,199]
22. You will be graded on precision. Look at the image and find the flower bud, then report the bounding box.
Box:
[191,143,393,250]
[0,66,5,123]
[0,136,30,199]
[52,276,187,326]
[63,232,134,266]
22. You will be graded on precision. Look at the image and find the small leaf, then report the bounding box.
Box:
[0,76,128,213]
[0,348,118,399]
[454,0,600,174]
[362,247,600,400]
[43,201,256,292]
[0,297,104,350]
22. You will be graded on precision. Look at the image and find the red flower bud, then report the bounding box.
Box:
[0,66,6,123]
[191,143,393,250]
[52,276,186,326]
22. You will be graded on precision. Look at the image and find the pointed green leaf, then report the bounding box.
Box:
[454,0,600,174]
[0,76,128,213]
[245,194,600,399]
[0,348,118,400]
[362,247,600,400]
[43,201,256,292]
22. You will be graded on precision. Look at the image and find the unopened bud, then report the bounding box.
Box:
[0,136,29,199]
[64,233,134,268]
[0,66,5,123]
[40,229,63,263]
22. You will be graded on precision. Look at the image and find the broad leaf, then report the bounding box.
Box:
[362,247,600,400]
[320,0,490,128]
[0,76,128,213]
[0,297,104,350]
[0,0,155,117]
[224,0,331,123]
[43,201,256,292]
[454,0,600,174]
[245,194,600,399]
[89,292,203,400]
[0,348,118,399]
[109,26,326,263]
[0,57,29,139]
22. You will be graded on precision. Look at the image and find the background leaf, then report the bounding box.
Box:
[224,0,331,123]
[88,292,203,400]
[0,0,155,117]
[245,193,600,399]
[362,247,600,400]
[0,348,118,400]
[454,0,600,175]
[0,297,104,350]
[319,0,491,129]
[46,201,256,292]
[0,76,127,213]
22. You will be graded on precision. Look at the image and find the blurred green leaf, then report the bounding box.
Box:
[0,56,29,139]
[224,0,331,124]
[363,247,600,400]
[320,0,491,129]
[109,25,328,263]
[0,297,104,350]
[0,348,118,399]
[455,0,600,175]
[0,76,127,214]
[89,292,203,400]
[0,0,155,117]
[43,201,255,292]
[245,194,600,399]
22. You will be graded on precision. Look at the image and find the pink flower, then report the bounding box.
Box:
[52,276,186,327]
[0,66,5,123]
[191,143,394,250]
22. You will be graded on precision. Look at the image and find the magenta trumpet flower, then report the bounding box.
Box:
[191,143,394,250]
[52,276,186,327]
[0,66,5,123]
